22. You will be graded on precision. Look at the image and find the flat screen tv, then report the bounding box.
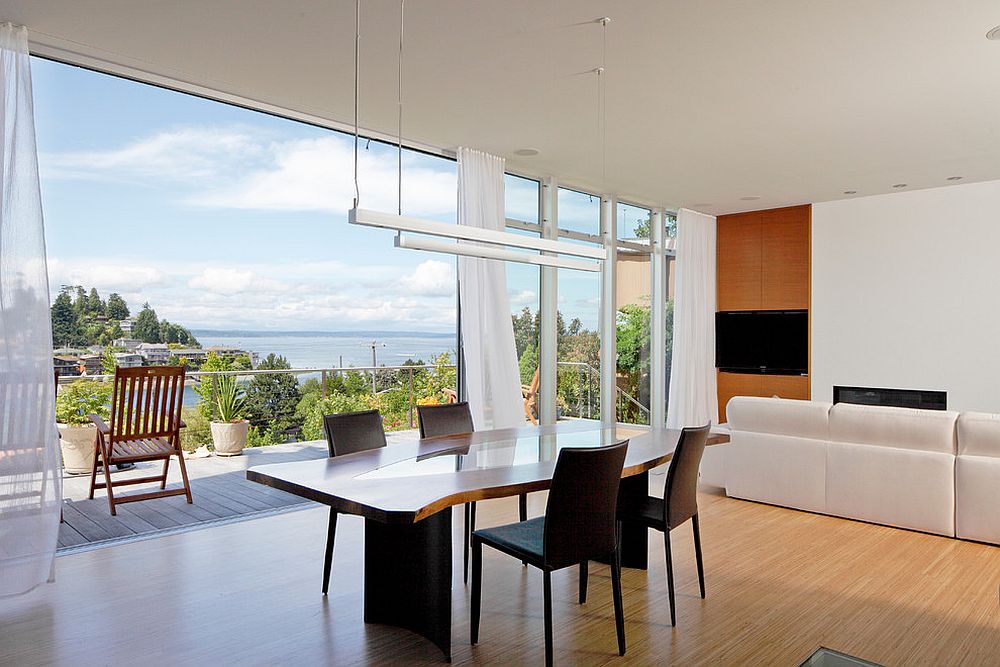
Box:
[715,310,808,375]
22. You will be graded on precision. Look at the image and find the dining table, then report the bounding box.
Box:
[246,420,729,661]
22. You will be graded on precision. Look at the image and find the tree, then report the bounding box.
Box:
[101,348,118,375]
[132,302,161,343]
[87,288,106,316]
[99,322,124,346]
[245,354,301,428]
[51,289,84,347]
[106,292,130,320]
[72,286,87,318]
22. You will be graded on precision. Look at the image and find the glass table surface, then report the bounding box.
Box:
[799,647,882,667]
[355,426,641,481]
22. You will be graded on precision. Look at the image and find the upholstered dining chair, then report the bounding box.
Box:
[616,423,711,626]
[320,409,387,594]
[471,440,629,667]
[416,401,532,584]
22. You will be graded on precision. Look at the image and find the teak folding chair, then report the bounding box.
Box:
[88,366,191,515]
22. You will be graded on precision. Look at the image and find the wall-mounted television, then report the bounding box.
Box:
[715,310,808,375]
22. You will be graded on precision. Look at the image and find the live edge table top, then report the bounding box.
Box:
[247,421,729,525]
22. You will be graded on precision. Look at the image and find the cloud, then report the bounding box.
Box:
[39,127,264,183]
[508,289,538,309]
[399,260,455,297]
[187,267,290,296]
[47,258,168,292]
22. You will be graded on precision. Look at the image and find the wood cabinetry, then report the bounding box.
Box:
[716,205,811,422]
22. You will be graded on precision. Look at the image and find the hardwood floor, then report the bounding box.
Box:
[3,482,999,666]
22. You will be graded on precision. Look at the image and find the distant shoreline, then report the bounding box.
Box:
[190,329,454,338]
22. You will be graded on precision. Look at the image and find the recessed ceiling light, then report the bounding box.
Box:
[843,190,857,195]
[947,176,963,181]
[514,148,539,157]
[987,25,1000,40]
[740,196,761,201]
[892,183,908,188]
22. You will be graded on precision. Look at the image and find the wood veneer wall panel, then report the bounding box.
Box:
[716,371,763,423]
[761,374,810,401]
[761,205,810,310]
[716,212,762,311]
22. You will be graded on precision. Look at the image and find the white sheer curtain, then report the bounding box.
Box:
[666,208,718,429]
[456,147,523,431]
[0,23,62,597]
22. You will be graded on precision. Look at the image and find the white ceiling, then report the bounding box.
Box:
[4,0,1000,214]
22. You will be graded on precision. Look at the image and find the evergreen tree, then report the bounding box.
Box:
[106,292,130,320]
[245,354,301,428]
[72,285,87,318]
[87,288,105,316]
[51,289,83,347]
[132,302,161,343]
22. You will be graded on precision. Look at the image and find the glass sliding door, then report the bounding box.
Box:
[505,174,541,423]
[615,202,653,425]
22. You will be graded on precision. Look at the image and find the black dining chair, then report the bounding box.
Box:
[320,409,387,594]
[617,423,711,626]
[416,402,531,584]
[471,440,629,667]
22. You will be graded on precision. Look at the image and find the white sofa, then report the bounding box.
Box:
[699,396,1000,545]
[955,412,1000,544]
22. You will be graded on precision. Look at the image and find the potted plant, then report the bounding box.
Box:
[210,374,249,456]
[55,380,112,474]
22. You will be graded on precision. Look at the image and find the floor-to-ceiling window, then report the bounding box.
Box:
[615,202,652,425]
[664,210,677,422]
[504,174,541,422]
[556,187,602,419]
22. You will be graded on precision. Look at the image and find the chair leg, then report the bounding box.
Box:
[322,508,337,595]
[174,450,193,504]
[519,493,528,521]
[610,550,626,656]
[463,502,471,585]
[664,530,676,626]
[101,452,116,516]
[578,561,588,604]
[692,514,706,599]
[471,537,483,645]
[543,570,553,667]
[87,441,100,500]
[160,456,170,489]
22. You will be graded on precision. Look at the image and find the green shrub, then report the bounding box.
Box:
[180,407,211,452]
[247,424,286,448]
[301,393,371,441]
[55,380,112,425]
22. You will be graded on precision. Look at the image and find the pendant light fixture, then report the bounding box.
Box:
[347,0,606,271]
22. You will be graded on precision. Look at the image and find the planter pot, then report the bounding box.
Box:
[58,423,97,475]
[211,420,249,457]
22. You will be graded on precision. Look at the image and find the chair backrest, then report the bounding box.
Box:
[417,402,474,439]
[109,366,186,444]
[543,440,629,570]
[323,409,387,457]
[664,424,711,528]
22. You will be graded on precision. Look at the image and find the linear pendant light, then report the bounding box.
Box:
[345,0,605,272]
[394,234,601,272]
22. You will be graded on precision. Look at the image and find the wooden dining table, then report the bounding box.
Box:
[246,420,729,661]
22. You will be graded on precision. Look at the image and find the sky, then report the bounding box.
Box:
[32,58,647,334]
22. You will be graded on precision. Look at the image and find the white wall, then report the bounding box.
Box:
[812,179,1000,412]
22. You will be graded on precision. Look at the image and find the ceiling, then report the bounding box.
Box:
[4,0,1000,214]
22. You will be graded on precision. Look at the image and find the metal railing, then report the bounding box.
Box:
[58,360,651,432]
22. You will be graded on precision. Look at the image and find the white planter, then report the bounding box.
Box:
[58,423,97,474]
[211,420,249,457]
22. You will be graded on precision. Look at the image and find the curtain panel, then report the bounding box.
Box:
[0,22,62,597]
[666,208,718,429]
[456,147,523,431]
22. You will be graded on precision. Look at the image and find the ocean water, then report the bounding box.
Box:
[182,330,456,408]
[192,330,457,370]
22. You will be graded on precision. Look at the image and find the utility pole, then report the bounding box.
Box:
[363,340,386,393]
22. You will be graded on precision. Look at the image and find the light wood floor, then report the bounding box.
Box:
[2,482,999,666]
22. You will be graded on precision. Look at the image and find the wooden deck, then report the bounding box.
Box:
[57,431,419,552]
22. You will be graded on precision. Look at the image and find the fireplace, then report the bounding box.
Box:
[833,386,947,411]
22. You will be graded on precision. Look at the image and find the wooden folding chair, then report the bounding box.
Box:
[88,366,192,515]
[522,368,540,425]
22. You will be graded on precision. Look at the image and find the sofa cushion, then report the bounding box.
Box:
[957,412,1000,457]
[727,396,831,440]
[829,403,958,454]
[826,441,955,536]
[725,432,827,513]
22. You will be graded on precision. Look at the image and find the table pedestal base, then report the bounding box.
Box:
[364,508,453,661]
[618,471,650,570]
